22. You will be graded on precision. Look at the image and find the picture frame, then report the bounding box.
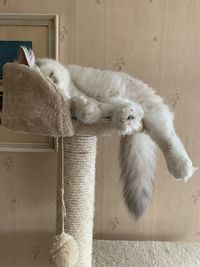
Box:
[0,14,59,152]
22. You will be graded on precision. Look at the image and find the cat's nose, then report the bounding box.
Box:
[127,115,135,120]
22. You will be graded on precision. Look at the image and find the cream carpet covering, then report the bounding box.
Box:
[93,240,200,267]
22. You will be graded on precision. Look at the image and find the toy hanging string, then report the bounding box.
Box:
[61,136,66,235]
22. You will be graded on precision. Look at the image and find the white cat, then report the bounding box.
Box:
[19,47,197,218]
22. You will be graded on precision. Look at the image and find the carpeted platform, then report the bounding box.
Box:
[93,240,200,267]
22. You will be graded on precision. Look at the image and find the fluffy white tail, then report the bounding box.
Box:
[120,133,157,218]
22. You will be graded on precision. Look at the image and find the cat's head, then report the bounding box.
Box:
[17,47,70,97]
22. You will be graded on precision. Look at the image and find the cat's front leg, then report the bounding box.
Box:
[143,103,197,181]
[70,96,101,124]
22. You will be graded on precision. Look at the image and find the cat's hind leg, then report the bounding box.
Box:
[70,96,101,124]
[143,100,197,181]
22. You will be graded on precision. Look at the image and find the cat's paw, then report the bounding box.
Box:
[165,148,198,182]
[71,96,101,124]
[111,103,144,134]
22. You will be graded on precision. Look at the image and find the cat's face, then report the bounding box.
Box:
[35,58,71,98]
[17,47,70,98]
[36,62,60,85]
[17,47,62,85]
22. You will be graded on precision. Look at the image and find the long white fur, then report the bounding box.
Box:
[19,47,197,218]
[120,133,156,217]
[68,65,197,179]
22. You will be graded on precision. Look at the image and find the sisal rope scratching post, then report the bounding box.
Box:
[57,136,97,267]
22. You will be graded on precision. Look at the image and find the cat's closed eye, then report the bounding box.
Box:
[49,71,54,78]
[49,71,58,84]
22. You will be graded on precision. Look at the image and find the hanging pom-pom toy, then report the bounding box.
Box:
[48,137,79,267]
[49,232,78,267]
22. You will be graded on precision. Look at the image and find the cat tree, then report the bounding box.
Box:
[2,62,142,267]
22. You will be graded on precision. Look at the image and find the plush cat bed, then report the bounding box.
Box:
[2,62,74,137]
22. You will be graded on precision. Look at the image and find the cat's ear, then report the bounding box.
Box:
[17,46,36,68]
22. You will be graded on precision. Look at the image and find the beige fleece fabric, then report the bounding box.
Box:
[92,240,200,267]
[2,63,74,137]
